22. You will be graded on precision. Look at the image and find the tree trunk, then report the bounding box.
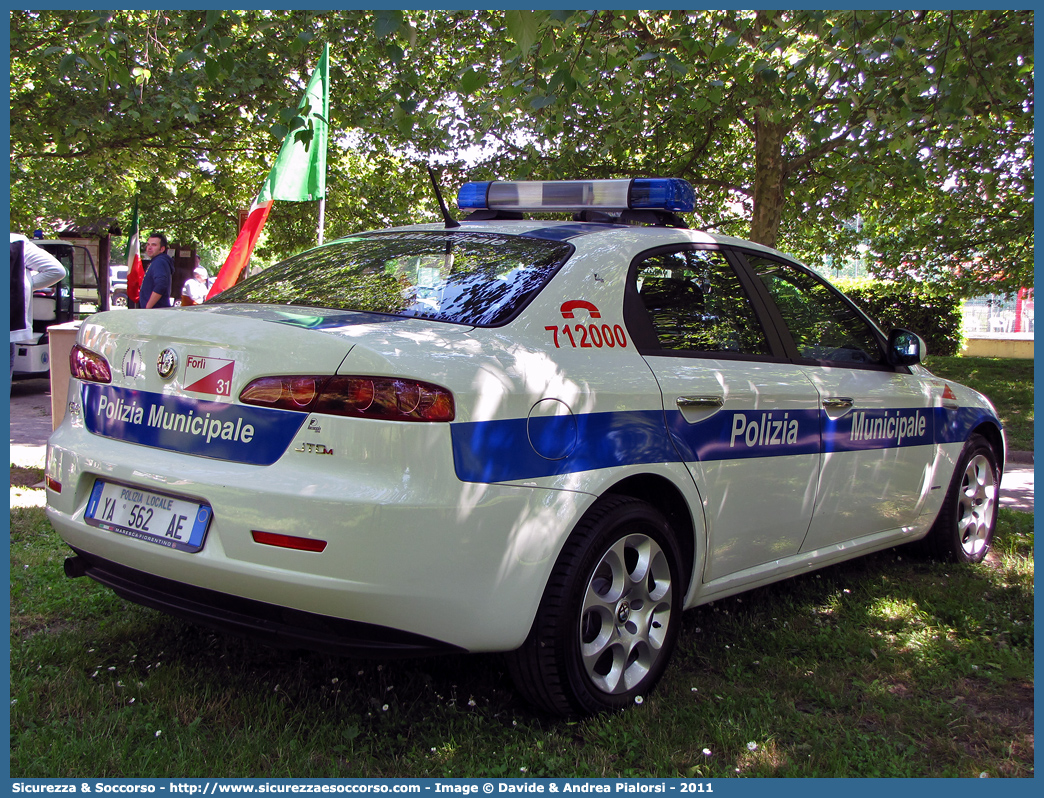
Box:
[749,115,788,250]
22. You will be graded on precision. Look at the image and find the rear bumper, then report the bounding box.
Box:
[65,547,465,658]
[47,419,596,651]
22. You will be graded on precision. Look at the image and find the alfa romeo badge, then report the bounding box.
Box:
[157,348,178,380]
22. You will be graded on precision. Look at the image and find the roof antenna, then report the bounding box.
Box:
[426,165,459,229]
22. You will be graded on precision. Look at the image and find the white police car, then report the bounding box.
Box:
[46,178,1004,715]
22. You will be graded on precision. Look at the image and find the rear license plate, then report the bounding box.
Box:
[85,480,212,553]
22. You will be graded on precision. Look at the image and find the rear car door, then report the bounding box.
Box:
[742,253,937,549]
[624,246,821,582]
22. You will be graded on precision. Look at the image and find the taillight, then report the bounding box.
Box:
[239,375,455,422]
[70,345,112,384]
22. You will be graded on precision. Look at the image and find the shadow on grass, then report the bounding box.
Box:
[10,508,1034,778]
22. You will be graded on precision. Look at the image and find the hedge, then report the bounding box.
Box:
[834,278,963,357]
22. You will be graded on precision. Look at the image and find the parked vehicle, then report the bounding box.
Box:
[46,178,1004,715]
[11,240,83,377]
[109,265,129,308]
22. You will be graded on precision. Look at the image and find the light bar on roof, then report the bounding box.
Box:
[457,178,696,214]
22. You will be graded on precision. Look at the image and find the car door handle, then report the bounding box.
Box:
[823,397,854,410]
[676,396,724,410]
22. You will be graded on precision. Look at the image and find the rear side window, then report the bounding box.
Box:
[217,231,573,327]
[632,249,771,356]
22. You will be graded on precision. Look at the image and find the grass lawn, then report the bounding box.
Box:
[923,355,1034,452]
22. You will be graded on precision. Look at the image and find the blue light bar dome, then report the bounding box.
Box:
[457,182,491,211]
[456,178,696,214]
[629,178,696,213]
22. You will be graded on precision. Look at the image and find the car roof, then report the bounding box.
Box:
[342,219,808,265]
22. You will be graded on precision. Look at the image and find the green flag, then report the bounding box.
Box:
[210,45,330,298]
[260,43,330,203]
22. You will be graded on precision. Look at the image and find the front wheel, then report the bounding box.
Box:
[506,496,685,716]
[924,433,1000,563]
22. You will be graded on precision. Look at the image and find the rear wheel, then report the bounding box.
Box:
[507,496,684,716]
[924,434,1000,563]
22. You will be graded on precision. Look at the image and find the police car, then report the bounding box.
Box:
[45,178,1004,716]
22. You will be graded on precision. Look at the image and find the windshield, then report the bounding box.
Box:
[216,230,573,327]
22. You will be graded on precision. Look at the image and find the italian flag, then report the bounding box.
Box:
[124,197,144,304]
[208,44,330,300]
[205,194,274,299]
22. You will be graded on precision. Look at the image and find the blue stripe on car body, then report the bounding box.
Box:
[81,384,306,466]
[451,410,678,483]
[79,385,998,479]
[451,406,999,484]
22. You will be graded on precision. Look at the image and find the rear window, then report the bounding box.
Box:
[216,230,573,327]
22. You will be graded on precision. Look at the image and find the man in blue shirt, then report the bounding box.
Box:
[141,232,175,308]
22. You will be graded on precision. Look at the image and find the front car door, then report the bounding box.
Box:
[743,253,937,550]
[624,246,821,583]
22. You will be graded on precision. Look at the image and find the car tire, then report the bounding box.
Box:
[111,292,128,308]
[506,496,684,716]
[924,433,1000,563]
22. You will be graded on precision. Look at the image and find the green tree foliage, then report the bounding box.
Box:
[9,10,438,256]
[462,10,1032,294]
[10,10,1032,295]
[837,278,964,357]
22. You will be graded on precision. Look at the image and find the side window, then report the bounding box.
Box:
[634,249,770,355]
[749,255,885,365]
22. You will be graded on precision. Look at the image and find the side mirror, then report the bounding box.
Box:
[888,328,926,366]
